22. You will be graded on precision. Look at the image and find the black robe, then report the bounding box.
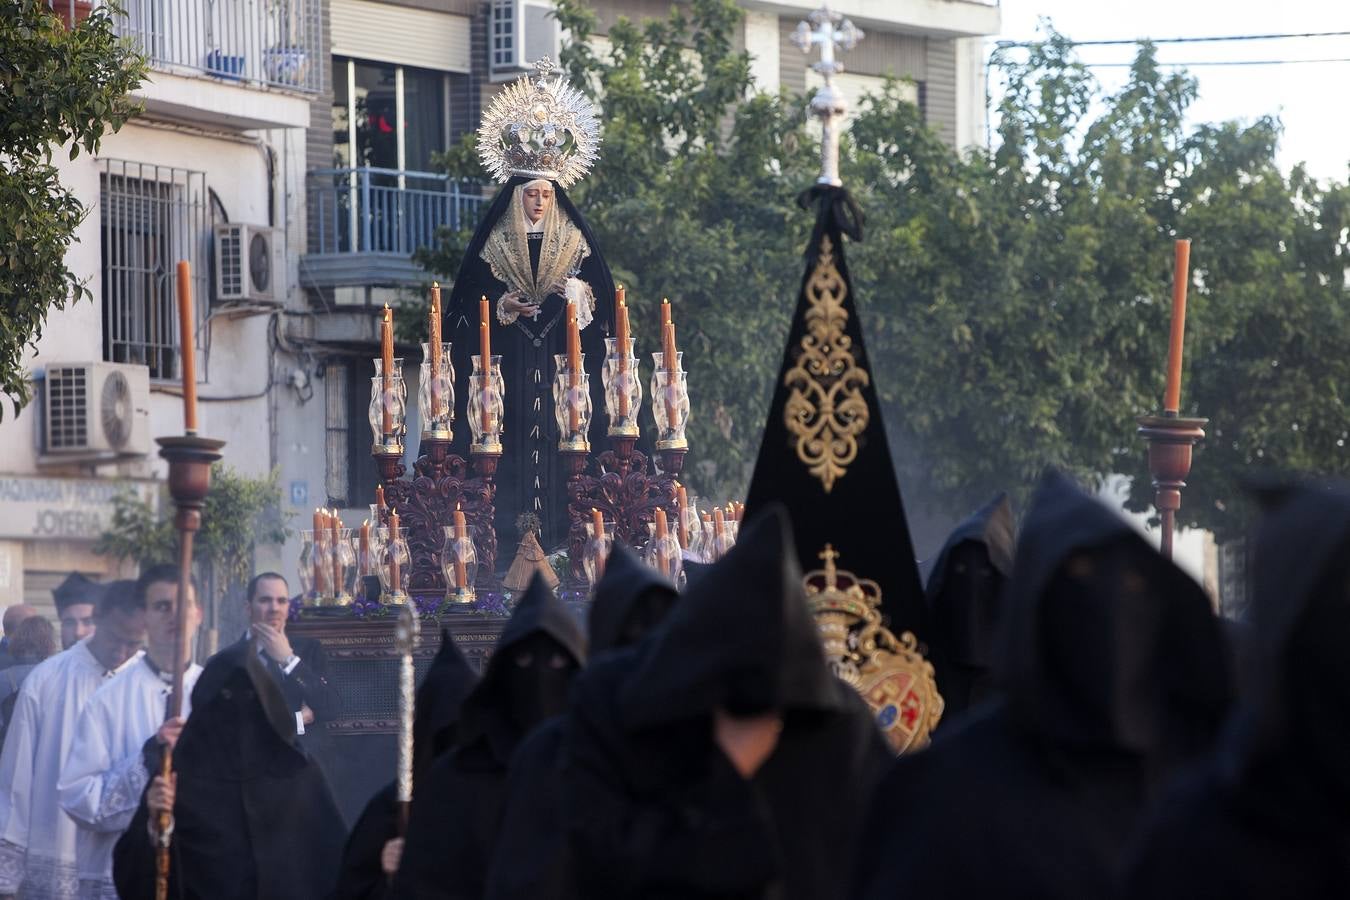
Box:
[922,492,1015,725]
[112,643,348,900]
[330,629,480,900]
[390,575,587,899]
[560,506,892,900]
[1126,481,1350,899]
[852,472,1233,900]
[483,545,680,900]
[446,177,616,551]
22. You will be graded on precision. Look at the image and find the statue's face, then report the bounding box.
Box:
[522,183,554,225]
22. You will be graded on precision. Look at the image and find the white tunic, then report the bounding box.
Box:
[0,640,140,900]
[57,658,203,900]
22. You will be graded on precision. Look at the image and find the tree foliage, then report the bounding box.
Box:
[417,3,1350,542]
[0,0,146,418]
[95,465,289,587]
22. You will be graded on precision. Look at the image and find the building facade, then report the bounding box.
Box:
[1,0,998,636]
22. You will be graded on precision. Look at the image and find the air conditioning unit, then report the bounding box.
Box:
[214,222,283,305]
[41,362,151,460]
[489,0,560,79]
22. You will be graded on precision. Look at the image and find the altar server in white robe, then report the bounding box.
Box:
[0,583,145,900]
[59,565,202,900]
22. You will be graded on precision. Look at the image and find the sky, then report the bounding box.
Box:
[990,0,1350,183]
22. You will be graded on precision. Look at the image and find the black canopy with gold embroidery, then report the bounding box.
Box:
[743,185,926,642]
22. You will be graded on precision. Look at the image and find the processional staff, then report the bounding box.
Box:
[155,262,226,900]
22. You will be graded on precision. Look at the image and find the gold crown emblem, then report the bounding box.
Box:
[478,58,601,189]
[804,544,944,754]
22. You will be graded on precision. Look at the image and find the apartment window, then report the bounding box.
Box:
[490,0,517,72]
[101,161,208,381]
[329,360,382,506]
[332,57,449,174]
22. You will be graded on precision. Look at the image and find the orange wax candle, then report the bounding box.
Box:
[662,321,679,429]
[653,508,669,570]
[661,297,672,330]
[175,261,198,434]
[591,507,605,538]
[615,284,625,325]
[389,509,401,592]
[452,504,468,589]
[713,506,726,540]
[429,283,443,419]
[616,300,632,418]
[675,483,688,548]
[567,303,581,435]
[381,305,394,436]
[1163,239,1192,414]
[312,509,325,595]
[375,484,386,514]
[327,509,341,597]
[359,519,371,575]
[479,296,492,436]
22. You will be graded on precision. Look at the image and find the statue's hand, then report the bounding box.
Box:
[498,292,540,323]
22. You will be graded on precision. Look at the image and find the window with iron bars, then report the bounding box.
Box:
[101,160,208,381]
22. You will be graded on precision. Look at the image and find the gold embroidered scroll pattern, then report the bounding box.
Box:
[783,235,870,493]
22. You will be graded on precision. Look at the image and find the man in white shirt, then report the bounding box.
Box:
[0,583,145,900]
[58,565,203,900]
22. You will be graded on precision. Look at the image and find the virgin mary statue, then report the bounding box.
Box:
[445,59,614,553]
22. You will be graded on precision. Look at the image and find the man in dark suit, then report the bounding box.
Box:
[226,572,342,739]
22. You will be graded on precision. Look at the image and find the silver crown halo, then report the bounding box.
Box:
[478,58,601,189]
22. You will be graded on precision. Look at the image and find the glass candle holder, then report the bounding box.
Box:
[419,341,455,439]
[368,375,408,453]
[440,524,478,603]
[373,357,408,403]
[552,354,592,451]
[644,521,684,586]
[602,337,641,437]
[297,529,317,603]
[377,526,411,605]
[329,527,356,606]
[650,351,690,450]
[582,518,616,591]
[468,354,504,453]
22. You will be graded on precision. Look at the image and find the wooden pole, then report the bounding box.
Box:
[153,435,224,900]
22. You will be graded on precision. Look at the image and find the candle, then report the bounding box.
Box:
[452,504,468,589]
[381,305,394,436]
[376,484,386,514]
[654,508,669,572]
[662,321,679,429]
[311,509,323,594]
[329,509,342,597]
[360,519,371,575]
[675,483,688,548]
[429,283,443,419]
[175,261,198,434]
[615,284,625,328]
[734,501,744,521]
[479,296,492,436]
[389,509,401,594]
[591,507,605,539]
[1163,239,1192,414]
[616,299,632,419]
[661,297,672,330]
[713,506,726,540]
[567,302,581,435]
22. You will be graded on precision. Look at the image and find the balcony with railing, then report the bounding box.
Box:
[302,167,489,288]
[55,0,323,95]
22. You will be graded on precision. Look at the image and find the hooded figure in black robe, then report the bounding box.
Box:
[112,641,347,900]
[330,630,480,900]
[560,506,892,900]
[1126,481,1350,899]
[851,472,1233,900]
[923,492,1016,723]
[390,574,586,899]
[445,176,615,551]
[484,544,680,900]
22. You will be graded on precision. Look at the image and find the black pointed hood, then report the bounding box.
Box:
[619,505,843,729]
[412,627,479,773]
[1218,480,1350,825]
[588,543,678,654]
[999,472,1231,759]
[456,573,586,761]
[924,492,1015,668]
[180,641,301,779]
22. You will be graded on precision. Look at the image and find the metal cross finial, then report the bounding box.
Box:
[820,543,841,587]
[792,6,864,187]
[533,57,556,79]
